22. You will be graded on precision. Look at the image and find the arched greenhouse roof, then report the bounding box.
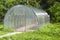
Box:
[5,5,49,16]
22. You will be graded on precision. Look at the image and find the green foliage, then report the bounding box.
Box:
[49,2,60,22]
[0,23,60,40]
[0,0,41,19]
[39,0,60,23]
[40,0,55,9]
[26,0,40,8]
[0,0,60,23]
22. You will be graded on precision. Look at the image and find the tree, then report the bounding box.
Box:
[48,2,60,23]
[0,0,41,20]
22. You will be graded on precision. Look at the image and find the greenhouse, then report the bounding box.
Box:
[4,5,50,32]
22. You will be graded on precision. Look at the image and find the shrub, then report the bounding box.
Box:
[48,2,60,23]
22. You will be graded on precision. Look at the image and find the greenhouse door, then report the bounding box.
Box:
[14,15,26,32]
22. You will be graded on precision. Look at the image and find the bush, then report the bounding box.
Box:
[48,2,60,23]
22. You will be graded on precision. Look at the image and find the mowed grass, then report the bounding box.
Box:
[0,23,60,40]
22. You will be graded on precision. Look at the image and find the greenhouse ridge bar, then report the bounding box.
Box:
[4,5,50,32]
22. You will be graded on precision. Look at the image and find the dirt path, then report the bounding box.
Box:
[16,24,36,32]
[0,32,22,38]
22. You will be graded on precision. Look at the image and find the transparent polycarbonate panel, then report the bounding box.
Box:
[25,7,38,31]
[33,8,50,26]
[4,8,14,29]
[44,15,50,24]
[4,5,38,32]
[13,6,26,32]
[37,15,44,26]
[15,6,38,32]
[4,7,26,31]
[37,14,50,27]
[4,5,50,32]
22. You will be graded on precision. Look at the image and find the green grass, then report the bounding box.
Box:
[0,23,14,35]
[0,23,6,35]
[0,23,60,40]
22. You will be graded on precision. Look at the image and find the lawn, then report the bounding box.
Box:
[0,23,60,40]
[0,23,14,35]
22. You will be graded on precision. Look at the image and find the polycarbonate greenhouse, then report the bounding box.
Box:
[4,5,50,32]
